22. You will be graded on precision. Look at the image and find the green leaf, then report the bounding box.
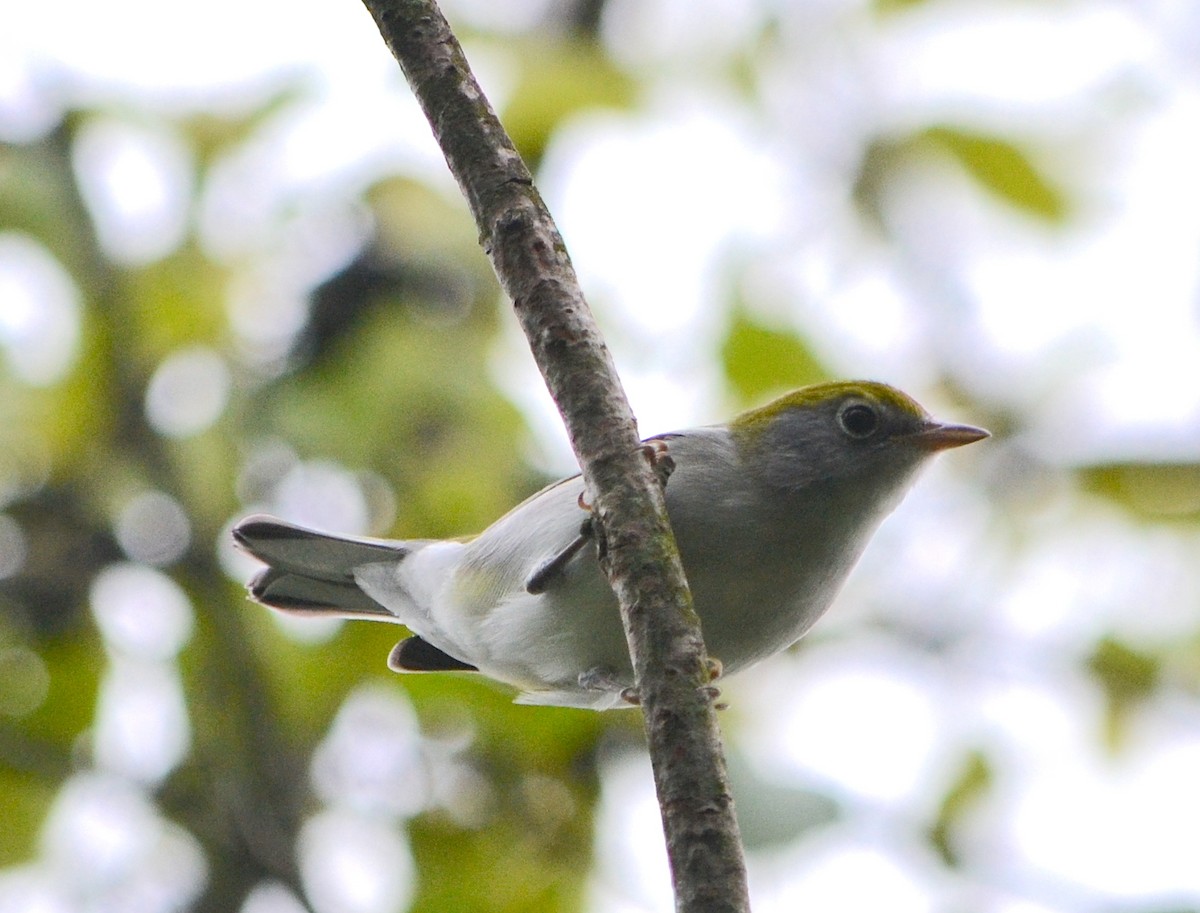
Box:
[501,40,636,167]
[928,749,993,866]
[16,631,102,749]
[921,125,1069,223]
[409,807,592,913]
[1086,636,1162,751]
[180,85,305,170]
[1088,636,1160,703]
[854,126,1070,228]
[873,0,933,13]
[0,766,56,865]
[720,309,827,402]
[1078,462,1200,520]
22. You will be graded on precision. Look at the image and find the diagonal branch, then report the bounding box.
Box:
[357,1,750,909]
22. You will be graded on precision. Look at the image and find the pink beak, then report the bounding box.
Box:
[910,421,990,452]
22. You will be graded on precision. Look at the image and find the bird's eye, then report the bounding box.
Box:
[838,402,879,439]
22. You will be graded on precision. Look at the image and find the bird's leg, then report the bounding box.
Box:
[567,440,670,576]
[525,515,595,594]
[577,661,723,708]
[578,667,640,705]
[536,441,673,608]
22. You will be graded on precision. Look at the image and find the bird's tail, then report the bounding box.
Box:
[232,514,406,620]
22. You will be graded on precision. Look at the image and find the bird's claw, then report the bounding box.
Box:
[641,439,676,487]
[576,667,720,709]
[575,441,672,519]
[701,658,726,708]
[698,684,728,710]
[577,668,642,706]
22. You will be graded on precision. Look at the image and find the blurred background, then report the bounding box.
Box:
[3,0,1200,911]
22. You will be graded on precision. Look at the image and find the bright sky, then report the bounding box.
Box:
[3,1,1200,912]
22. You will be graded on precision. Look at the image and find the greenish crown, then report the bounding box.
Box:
[730,380,928,440]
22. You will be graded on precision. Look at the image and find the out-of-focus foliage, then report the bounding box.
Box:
[502,40,636,167]
[0,87,622,911]
[920,126,1068,223]
[1087,636,1161,749]
[855,125,1069,230]
[928,748,994,866]
[1080,462,1200,521]
[3,0,1200,911]
[723,750,840,851]
[720,308,827,403]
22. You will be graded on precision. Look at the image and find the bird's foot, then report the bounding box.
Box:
[698,684,728,710]
[701,657,727,709]
[575,441,673,515]
[641,438,676,487]
[578,666,625,691]
[578,667,640,705]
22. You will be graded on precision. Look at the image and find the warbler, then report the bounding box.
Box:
[234,380,987,709]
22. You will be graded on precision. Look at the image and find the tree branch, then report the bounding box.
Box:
[357,1,750,909]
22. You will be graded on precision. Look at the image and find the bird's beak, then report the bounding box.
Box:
[910,421,990,452]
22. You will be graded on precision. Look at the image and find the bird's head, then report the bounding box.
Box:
[731,381,988,500]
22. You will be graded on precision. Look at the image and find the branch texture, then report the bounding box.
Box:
[359,1,750,909]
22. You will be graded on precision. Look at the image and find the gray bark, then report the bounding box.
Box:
[357,2,751,909]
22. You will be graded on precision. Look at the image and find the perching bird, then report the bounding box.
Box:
[233,381,987,709]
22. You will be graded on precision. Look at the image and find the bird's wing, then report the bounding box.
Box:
[454,473,594,603]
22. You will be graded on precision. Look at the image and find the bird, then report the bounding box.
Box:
[233,380,987,709]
